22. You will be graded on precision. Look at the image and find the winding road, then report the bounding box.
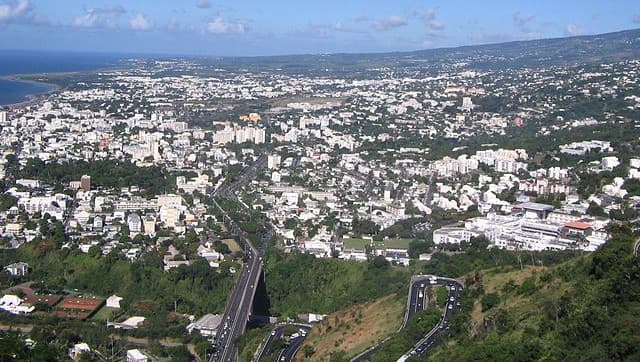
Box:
[351,275,464,362]
[256,323,312,362]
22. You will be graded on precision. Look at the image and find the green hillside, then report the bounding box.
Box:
[424,224,640,361]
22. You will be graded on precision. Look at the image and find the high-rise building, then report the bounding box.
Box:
[267,155,281,169]
[80,175,91,192]
[254,128,266,144]
[0,111,7,123]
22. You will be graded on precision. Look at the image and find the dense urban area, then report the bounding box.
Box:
[1,29,640,362]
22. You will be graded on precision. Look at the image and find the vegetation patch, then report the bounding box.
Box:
[299,294,405,361]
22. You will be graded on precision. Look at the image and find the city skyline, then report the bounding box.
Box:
[0,0,639,56]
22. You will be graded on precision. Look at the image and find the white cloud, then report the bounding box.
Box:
[207,17,245,34]
[0,0,30,22]
[72,12,98,28]
[564,23,584,36]
[196,0,210,9]
[422,8,444,31]
[633,13,640,24]
[130,13,153,31]
[372,15,407,31]
[72,5,126,29]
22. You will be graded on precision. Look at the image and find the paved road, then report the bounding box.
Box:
[210,154,269,362]
[352,275,462,362]
[398,276,464,361]
[210,213,262,362]
[257,324,311,362]
[277,328,310,362]
[407,281,427,322]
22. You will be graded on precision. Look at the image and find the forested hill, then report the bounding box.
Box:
[427,224,640,361]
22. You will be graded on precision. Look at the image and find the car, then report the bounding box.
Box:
[271,330,277,336]
[420,283,425,288]
[448,304,453,310]
[450,285,456,291]
[449,296,455,301]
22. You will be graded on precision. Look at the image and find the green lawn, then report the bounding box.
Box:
[377,238,413,250]
[342,238,369,250]
[90,306,119,321]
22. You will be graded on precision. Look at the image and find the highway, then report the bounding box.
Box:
[352,275,463,362]
[256,324,311,362]
[398,276,464,361]
[209,154,269,362]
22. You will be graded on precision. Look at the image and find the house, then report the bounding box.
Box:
[186,313,222,338]
[0,294,35,315]
[106,295,123,309]
[69,343,91,360]
[197,243,222,265]
[127,349,149,362]
[108,316,146,330]
[4,262,28,277]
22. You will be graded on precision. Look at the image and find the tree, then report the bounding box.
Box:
[302,345,316,358]
[372,255,389,269]
[480,293,500,311]
[587,202,607,217]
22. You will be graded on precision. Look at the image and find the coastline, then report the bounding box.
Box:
[0,58,131,109]
[0,75,61,109]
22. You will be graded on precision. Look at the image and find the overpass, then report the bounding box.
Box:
[209,154,269,362]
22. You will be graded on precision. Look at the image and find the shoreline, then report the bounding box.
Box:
[0,75,62,109]
[0,60,131,110]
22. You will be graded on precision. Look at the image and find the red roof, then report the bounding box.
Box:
[564,221,592,230]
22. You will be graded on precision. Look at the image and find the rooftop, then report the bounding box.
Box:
[518,202,555,212]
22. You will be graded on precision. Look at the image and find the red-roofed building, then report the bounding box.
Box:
[563,221,593,237]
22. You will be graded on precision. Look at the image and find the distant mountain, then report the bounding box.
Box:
[197,28,640,75]
[404,28,640,70]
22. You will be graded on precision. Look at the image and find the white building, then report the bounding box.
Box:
[127,213,142,235]
[126,349,149,362]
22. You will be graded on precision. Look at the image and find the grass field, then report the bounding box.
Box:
[377,238,413,250]
[298,294,405,361]
[90,306,118,321]
[342,238,369,250]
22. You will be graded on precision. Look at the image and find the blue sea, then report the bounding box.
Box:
[0,50,128,106]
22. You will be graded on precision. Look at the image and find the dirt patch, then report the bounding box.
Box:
[221,238,242,253]
[298,294,404,361]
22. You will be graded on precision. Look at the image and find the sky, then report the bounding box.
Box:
[0,0,639,56]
